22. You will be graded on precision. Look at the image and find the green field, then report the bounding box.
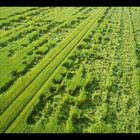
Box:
[0,7,140,133]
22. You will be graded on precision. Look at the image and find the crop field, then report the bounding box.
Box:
[0,7,140,133]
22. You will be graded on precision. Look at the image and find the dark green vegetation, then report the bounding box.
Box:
[0,7,140,133]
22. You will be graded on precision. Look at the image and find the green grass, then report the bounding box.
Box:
[0,8,105,132]
[0,7,140,133]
